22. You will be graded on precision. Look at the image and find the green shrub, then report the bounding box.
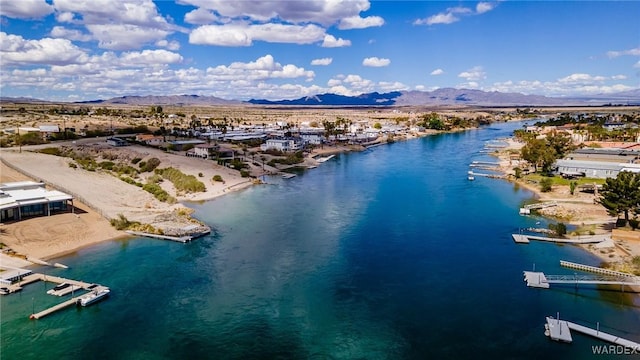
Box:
[198,172,203,177]
[540,178,553,192]
[131,157,142,164]
[548,222,567,237]
[240,170,250,178]
[142,182,172,202]
[98,161,115,170]
[39,147,63,156]
[140,157,160,172]
[629,218,639,230]
[212,175,224,182]
[110,214,134,230]
[68,162,77,169]
[155,167,206,193]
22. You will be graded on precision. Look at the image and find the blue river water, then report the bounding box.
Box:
[1,121,639,359]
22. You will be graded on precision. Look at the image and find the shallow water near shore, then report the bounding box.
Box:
[2,121,639,359]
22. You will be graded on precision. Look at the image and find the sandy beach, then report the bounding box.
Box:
[0,142,254,263]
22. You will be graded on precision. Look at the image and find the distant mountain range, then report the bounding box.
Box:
[2,88,639,107]
[249,88,640,107]
[78,94,241,106]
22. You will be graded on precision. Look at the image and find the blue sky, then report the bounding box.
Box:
[1,0,638,101]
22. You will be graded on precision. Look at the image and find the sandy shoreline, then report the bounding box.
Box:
[0,143,255,264]
[490,139,640,270]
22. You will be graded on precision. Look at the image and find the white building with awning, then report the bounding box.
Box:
[0,181,74,222]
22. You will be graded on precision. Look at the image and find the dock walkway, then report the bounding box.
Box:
[30,296,82,320]
[512,234,606,244]
[523,271,640,289]
[545,316,640,351]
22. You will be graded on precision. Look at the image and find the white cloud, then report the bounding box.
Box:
[606,47,640,58]
[611,74,627,80]
[53,0,181,50]
[50,26,92,42]
[327,78,342,87]
[476,2,496,14]
[0,0,53,19]
[86,24,171,51]
[338,15,384,30]
[634,60,640,69]
[430,68,444,76]
[414,13,459,26]
[0,32,88,66]
[177,0,373,26]
[155,39,181,51]
[458,66,486,81]
[558,73,606,84]
[311,58,333,66]
[190,23,326,46]
[184,8,218,25]
[415,3,495,26]
[362,57,390,67]
[321,34,351,48]
[121,49,183,65]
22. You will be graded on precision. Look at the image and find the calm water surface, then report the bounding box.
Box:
[2,121,639,359]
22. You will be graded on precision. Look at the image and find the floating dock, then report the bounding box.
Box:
[125,228,210,243]
[30,296,83,320]
[512,234,606,244]
[523,270,640,290]
[545,316,640,350]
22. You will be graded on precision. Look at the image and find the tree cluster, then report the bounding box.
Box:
[597,171,640,226]
[520,131,574,173]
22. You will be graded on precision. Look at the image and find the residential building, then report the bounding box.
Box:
[0,181,74,222]
[260,139,301,152]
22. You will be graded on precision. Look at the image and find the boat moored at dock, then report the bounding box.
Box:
[79,287,110,307]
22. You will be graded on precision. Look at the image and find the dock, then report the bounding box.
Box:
[519,201,557,215]
[545,316,640,350]
[560,260,638,278]
[30,296,83,320]
[523,270,640,290]
[125,228,211,243]
[512,234,607,245]
[467,171,506,179]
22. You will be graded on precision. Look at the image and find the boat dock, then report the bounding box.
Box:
[523,270,640,290]
[30,296,83,320]
[519,201,557,215]
[125,228,211,243]
[467,171,506,179]
[512,234,607,244]
[545,316,640,350]
[560,260,638,278]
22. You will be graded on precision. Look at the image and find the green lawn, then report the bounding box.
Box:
[522,173,606,186]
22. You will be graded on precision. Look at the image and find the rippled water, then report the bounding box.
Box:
[2,121,638,359]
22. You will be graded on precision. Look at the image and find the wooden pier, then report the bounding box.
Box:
[125,229,211,243]
[560,260,638,278]
[545,316,640,350]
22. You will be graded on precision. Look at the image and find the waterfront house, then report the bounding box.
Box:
[555,159,640,179]
[167,139,206,151]
[260,139,301,152]
[0,181,74,222]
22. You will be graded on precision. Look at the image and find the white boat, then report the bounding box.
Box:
[78,288,110,306]
[47,282,70,295]
[468,176,475,181]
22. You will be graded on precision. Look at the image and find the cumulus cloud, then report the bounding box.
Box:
[338,15,385,30]
[611,74,627,80]
[184,8,218,25]
[415,3,496,26]
[311,58,333,66]
[177,0,373,26]
[50,26,92,42]
[362,57,390,67]
[558,73,606,84]
[606,47,640,58]
[155,39,181,51]
[0,0,53,19]
[430,68,444,76]
[52,0,182,50]
[0,32,88,66]
[190,23,325,46]
[458,66,486,81]
[120,49,183,65]
[321,34,351,48]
